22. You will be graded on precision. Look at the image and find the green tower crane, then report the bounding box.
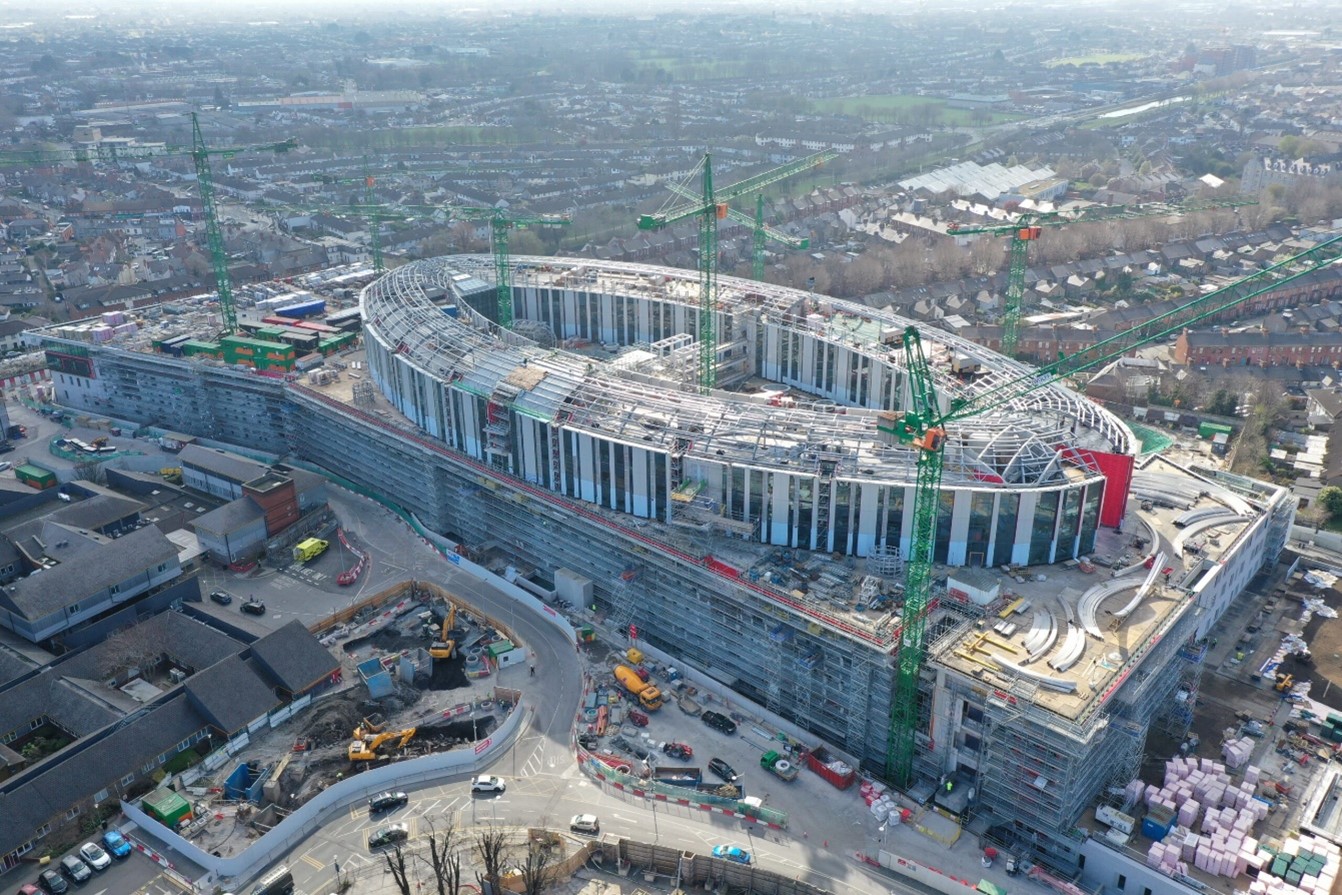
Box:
[663,183,809,281]
[637,150,837,392]
[450,206,573,328]
[314,158,388,273]
[190,113,297,335]
[881,231,1342,788]
[947,197,1256,359]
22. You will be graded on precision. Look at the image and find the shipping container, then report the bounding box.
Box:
[261,315,301,327]
[15,463,57,490]
[325,307,363,332]
[1199,421,1234,439]
[142,788,193,828]
[294,320,339,334]
[274,298,327,318]
[181,340,222,358]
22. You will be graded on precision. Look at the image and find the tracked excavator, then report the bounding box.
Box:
[348,726,417,761]
[429,603,457,659]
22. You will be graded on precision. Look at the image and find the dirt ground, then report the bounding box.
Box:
[1280,578,1342,712]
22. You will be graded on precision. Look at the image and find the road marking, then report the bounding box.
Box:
[300,853,325,870]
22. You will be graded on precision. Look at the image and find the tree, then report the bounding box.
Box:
[1318,486,1342,521]
[421,818,464,895]
[1206,388,1239,417]
[99,622,167,680]
[518,837,559,895]
[384,844,413,895]
[475,827,510,895]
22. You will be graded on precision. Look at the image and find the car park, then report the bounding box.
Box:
[702,711,737,735]
[712,844,752,865]
[471,774,506,793]
[209,590,233,605]
[101,830,132,859]
[58,856,90,885]
[569,814,600,834]
[38,869,68,894]
[368,824,409,849]
[708,757,739,783]
[369,791,409,814]
[240,599,266,615]
[77,842,110,871]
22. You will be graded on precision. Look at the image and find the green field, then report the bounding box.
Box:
[1045,52,1148,68]
[809,94,1022,127]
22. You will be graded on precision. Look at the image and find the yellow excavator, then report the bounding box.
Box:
[429,603,456,659]
[348,726,416,761]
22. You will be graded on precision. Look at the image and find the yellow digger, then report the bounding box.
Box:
[348,726,416,761]
[429,604,456,659]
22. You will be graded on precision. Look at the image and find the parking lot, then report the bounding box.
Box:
[12,841,188,895]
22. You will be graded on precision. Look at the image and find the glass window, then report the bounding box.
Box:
[967,492,993,567]
[1058,489,1082,559]
[833,481,851,554]
[933,491,955,564]
[993,494,1019,566]
[1080,482,1103,554]
[1030,492,1060,565]
[884,486,905,550]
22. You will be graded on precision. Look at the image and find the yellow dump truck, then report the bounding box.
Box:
[292,537,329,562]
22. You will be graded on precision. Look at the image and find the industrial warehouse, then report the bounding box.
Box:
[30,255,1298,877]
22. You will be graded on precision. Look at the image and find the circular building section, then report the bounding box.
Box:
[362,255,1133,567]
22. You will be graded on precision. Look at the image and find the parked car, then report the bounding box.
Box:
[101,830,132,859]
[18,884,41,895]
[702,711,738,735]
[58,856,90,885]
[712,844,752,865]
[368,824,409,850]
[369,791,409,814]
[77,842,111,871]
[38,868,69,894]
[708,757,739,783]
[209,590,233,605]
[569,814,600,834]
[662,742,693,760]
[471,774,506,793]
[240,599,266,616]
[0,461,11,473]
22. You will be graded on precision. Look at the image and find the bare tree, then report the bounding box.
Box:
[98,623,166,680]
[384,845,413,895]
[475,826,511,895]
[421,817,464,895]
[518,837,558,895]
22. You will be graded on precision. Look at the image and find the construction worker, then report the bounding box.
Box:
[530,664,536,677]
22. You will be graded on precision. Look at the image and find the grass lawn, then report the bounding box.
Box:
[1045,52,1148,68]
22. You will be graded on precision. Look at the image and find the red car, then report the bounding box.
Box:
[628,709,650,727]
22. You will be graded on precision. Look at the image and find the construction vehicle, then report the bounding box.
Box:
[614,664,663,710]
[1276,673,1295,692]
[159,467,183,484]
[348,726,416,761]
[430,603,457,659]
[637,150,837,393]
[882,232,1342,789]
[292,537,329,563]
[760,750,799,781]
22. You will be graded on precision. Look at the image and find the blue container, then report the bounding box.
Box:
[1141,817,1171,841]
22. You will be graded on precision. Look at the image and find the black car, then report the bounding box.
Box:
[702,710,738,736]
[368,824,410,850]
[38,869,69,895]
[241,599,266,616]
[368,791,409,814]
[708,757,739,783]
[209,590,233,605]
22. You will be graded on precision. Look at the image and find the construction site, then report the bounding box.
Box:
[34,235,1342,886]
[160,581,523,861]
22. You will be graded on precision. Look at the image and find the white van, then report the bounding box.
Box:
[569,814,600,834]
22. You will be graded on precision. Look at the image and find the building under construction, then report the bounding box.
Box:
[30,256,1294,876]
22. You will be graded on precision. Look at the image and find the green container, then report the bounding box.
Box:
[15,463,57,490]
[1199,421,1233,439]
[142,788,192,828]
[1272,856,1289,877]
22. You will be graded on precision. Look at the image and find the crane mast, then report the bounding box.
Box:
[451,207,572,328]
[638,150,836,392]
[884,232,1342,788]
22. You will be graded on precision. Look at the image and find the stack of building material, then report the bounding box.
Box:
[1244,833,1340,895]
[1223,735,1256,769]
[1139,757,1273,883]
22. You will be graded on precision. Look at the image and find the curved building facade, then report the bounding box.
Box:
[364,255,1133,568]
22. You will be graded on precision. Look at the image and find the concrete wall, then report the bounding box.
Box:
[121,702,529,892]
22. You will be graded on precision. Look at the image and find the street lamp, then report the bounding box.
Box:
[644,793,660,843]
